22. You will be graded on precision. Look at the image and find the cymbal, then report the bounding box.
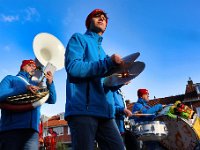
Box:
[105,52,140,76]
[104,61,145,86]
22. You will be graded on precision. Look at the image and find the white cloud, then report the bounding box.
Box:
[23,7,40,22]
[0,7,40,23]
[0,14,19,22]
[62,8,75,25]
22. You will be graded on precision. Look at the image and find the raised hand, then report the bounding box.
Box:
[111,54,123,65]
[45,71,53,84]
[124,108,133,117]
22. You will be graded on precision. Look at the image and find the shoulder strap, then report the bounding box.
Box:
[16,76,30,85]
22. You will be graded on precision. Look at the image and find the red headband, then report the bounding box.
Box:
[85,9,108,29]
[137,89,149,98]
[20,59,36,70]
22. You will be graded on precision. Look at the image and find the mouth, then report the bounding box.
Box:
[97,21,103,25]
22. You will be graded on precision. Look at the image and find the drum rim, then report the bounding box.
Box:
[135,120,166,125]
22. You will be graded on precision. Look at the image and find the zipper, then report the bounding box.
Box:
[98,38,101,59]
[86,81,90,110]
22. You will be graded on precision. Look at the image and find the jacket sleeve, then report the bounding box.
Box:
[137,104,162,114]
[143,104,162,114]
[114,92,124,115]
[0,76,26,102]
[65,33,115,78]
[132,103,161,121]
[132,103,143,113]
[45,81,56,104]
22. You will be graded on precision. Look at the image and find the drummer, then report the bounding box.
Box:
[132,89,165,150]
[132,89,163,123]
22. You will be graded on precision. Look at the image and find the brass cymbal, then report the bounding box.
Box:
[105,52,140,76]
[104,61,145,86]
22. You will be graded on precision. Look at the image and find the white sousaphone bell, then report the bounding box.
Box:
[0,33,65,112]
[33,32,65,72]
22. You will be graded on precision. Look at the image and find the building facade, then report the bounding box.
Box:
[40,113,71,150]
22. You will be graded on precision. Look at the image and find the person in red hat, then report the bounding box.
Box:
[64,9,125,150]
[132,89,165,150]
[132,88,163,122]
[0,59,56,150]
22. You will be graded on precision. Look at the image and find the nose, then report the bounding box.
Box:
[31,66,36,70]
[99,15,106,21]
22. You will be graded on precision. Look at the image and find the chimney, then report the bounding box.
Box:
[187,77,193,86]
[125,99,130,106]
[184,77,198,100]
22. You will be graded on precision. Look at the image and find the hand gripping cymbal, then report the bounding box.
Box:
[104,61,145,87]
[105,52,140,76]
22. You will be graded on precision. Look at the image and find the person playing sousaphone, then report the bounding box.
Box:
[0,59,56,150]
[132,89,166,150]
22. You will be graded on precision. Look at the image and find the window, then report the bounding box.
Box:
[60,113,65,120]
[43,128,48,137]
[43,127,64,136]
[67,126,71,135]
[196,107,200,117]
[53,127,64,136]
[195,84,200,94]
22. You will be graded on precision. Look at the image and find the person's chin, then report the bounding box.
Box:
[98,26,106,32]
[29,72,35,76]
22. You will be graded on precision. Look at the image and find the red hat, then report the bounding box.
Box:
[85,9,108,29]
[20,59,36,70]
[137,89,149,98]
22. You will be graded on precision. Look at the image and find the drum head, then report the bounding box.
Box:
[156,115,199,150]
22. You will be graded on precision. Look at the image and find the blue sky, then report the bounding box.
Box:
[0,0,200,116]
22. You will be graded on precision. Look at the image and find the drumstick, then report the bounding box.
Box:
[131,113,154,116]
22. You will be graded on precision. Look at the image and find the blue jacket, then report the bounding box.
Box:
[114,90,126,133]
[0,71,56,132]
[64,31,118,119]
[132,98,162,123]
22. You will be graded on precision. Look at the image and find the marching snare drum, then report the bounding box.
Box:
[156,104,200,150]
[133,121,168,141]
[124,118,136,131]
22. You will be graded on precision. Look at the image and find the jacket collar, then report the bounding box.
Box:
[85,30,103,44]
[17,71,31,80]
[137,98,148,105]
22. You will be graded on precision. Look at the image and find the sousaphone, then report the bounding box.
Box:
[0,33,65,111]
